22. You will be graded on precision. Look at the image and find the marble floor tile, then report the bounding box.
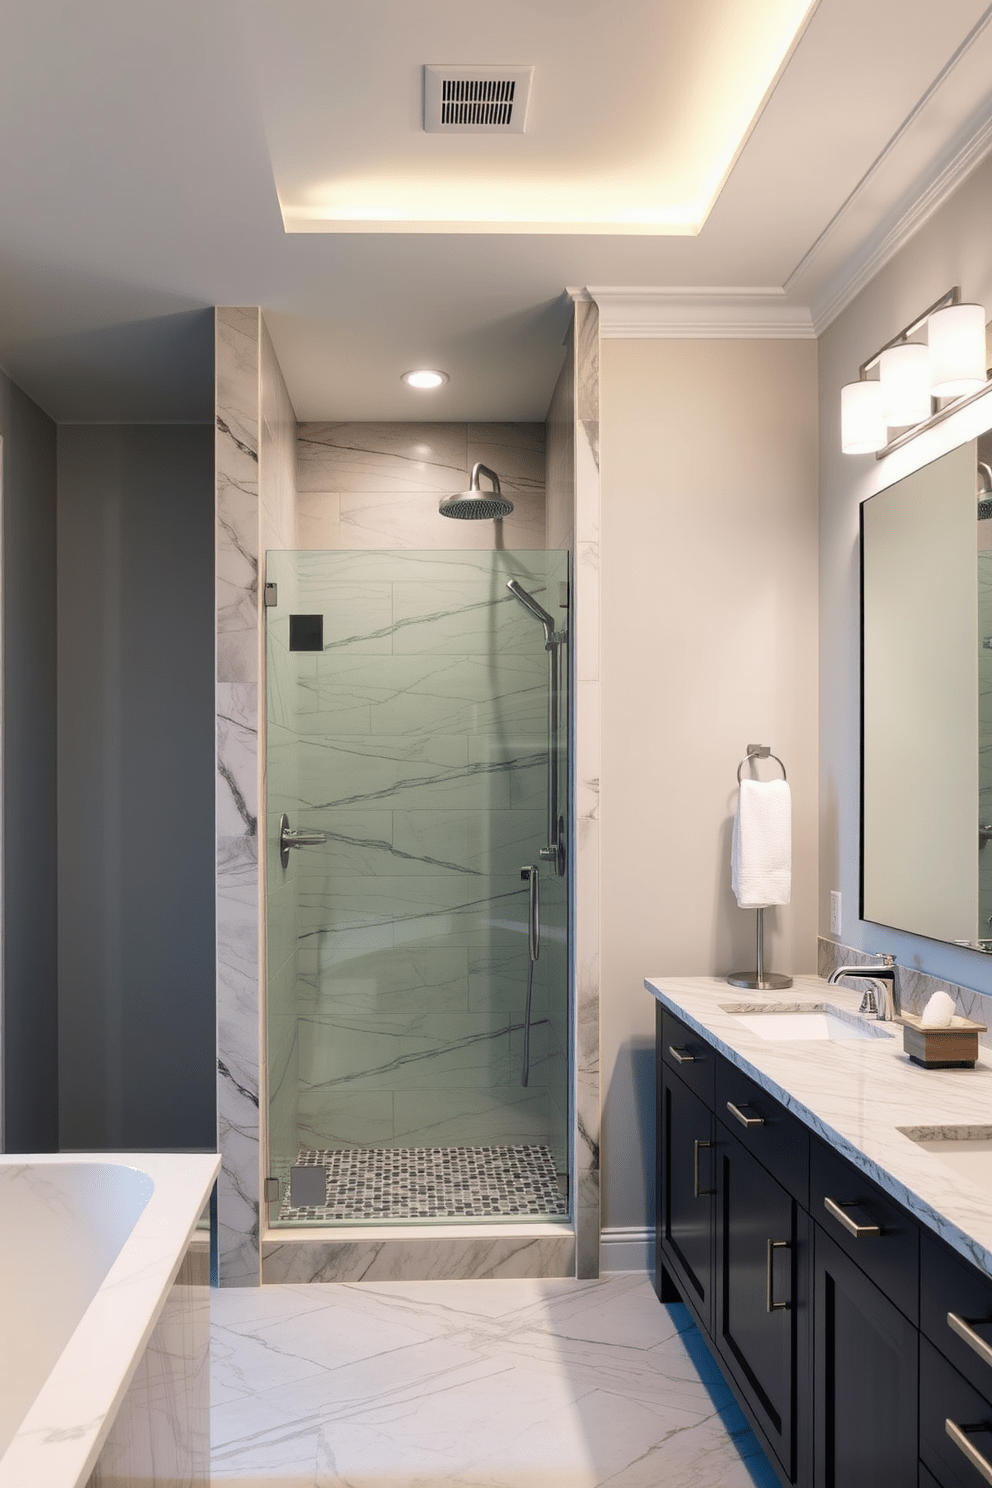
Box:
[211,1274,779,1487]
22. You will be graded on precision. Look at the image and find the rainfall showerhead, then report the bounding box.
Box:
[439,463,514,520]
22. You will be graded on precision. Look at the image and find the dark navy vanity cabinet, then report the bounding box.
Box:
[655,1000,992,1488]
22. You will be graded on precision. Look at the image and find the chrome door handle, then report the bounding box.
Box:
[727,1101,765,1129]
[946,1420,992,1485]
[693,1139,715,1198]
[823,1196,881,1238]
[279,813,328,868]
[948,1312,992,1371]
[766,1239,790,1312]
[669,1046,696,1065]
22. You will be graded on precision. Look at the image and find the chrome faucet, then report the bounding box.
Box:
[827,953,899,1021]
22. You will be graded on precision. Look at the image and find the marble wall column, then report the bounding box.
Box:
[216,308,263,1286]
[572,298,602,1277]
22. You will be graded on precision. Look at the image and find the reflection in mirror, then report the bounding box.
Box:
[861,436,992,946]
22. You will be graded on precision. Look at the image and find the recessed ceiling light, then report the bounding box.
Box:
[402,369,448,390]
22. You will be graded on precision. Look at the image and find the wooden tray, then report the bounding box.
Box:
[899,1010,987,1069]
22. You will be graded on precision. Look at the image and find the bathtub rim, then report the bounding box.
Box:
[0,1149,219,1488]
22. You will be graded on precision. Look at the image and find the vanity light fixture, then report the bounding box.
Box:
[402,369,449,390]
[841,287,990,457]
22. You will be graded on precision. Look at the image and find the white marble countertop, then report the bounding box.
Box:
[646,974,992,1279]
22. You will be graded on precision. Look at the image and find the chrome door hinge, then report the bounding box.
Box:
[263,1177,280,1203]
[264,582,278,607]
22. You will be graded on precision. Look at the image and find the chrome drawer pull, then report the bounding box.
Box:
[693,1139,715,1198]
[947,1420,992,1485]
[766,1239,790,1313]
[669,1046,696,1065]
[727,1100,764,1129]
[948,1312,992,1370]
[823,1196,881,1238]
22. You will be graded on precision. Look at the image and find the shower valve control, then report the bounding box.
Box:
[279,813,328,869]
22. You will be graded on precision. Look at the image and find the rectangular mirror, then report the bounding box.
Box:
[861,433,992,946]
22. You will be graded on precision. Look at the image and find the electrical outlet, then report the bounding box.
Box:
[830,891,842,937]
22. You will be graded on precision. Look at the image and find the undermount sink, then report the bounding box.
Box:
[721,1003,895,1043]
[898,1127,992,1194]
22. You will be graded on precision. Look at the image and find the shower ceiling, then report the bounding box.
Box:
[0,0,990,421]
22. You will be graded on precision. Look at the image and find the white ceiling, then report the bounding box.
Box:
[0,0,991,423]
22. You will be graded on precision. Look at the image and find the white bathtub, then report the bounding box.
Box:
[0,1151,219,1488]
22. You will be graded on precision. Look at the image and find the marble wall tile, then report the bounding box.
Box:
[545,336,575,553]
[571,299,601,1278]
[259,317,298,554]
[297,422,469,495]
[216,309,260,687]
[216,683,257,839]
[296,1089,395,1150]
[465,433,545,496]
[296,491,341,549]
[391,1087,551,1147]
[296,1011,512,1093]
[261,1232,576,1283]
[390,808,545,878]
[391,581,537,656]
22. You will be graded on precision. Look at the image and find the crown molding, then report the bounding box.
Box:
[581,287,815,339]
[806,109,992,335]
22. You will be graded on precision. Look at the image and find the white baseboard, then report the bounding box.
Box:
[600,1226,656,1274]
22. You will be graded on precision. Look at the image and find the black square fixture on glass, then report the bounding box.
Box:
[289,614,323,651]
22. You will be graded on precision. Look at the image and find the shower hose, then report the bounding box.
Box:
[521,864,540,1087]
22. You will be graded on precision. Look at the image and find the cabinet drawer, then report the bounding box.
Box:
[921,1337,992,1488]
[921,1232,992,1394]
[661,1006,716,1107]
[716,1056,809,1206]
[811,1139,919,1324]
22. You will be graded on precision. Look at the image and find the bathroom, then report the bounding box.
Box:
[3,3,992,1483]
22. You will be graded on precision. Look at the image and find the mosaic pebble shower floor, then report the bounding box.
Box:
[279,1143,568,1223]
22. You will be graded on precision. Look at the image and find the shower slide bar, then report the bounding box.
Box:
[506,579,566,877]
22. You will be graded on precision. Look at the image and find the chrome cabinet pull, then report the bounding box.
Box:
[947,1420,992,1485]
[693,1139,715,1198]
[823,1196,881,1238]
[766,1239,790,1312]
[727,1100,765,1129]
[669,1046,696,1065]
[948,1312,992,1371]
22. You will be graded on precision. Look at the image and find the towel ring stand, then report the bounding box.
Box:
[728,742,793,993]
[736,744,787,785]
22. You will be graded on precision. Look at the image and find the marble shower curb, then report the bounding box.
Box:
[260,1225,576,1283]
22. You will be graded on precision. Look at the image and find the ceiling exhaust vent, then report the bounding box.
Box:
[424,65,533,134]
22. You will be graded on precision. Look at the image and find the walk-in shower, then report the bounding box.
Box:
[264,549,570,1227]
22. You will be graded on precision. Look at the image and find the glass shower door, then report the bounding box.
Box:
[265,550,570,1226]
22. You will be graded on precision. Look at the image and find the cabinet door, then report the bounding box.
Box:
[659,1062,715,1332]
[716,1125,808,1484]
[813,1224,918,1488]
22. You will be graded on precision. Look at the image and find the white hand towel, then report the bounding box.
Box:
[732,779,792,908]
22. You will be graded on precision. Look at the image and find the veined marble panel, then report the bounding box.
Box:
[296,1010,512,1093]
[260,1230,576,1283]
[296,1089,395,1151]
[390,808,546,878]
[216,309,260,687]
[293,546,551,586]
[299,652,546,738]
[468,943,549,1014]
[296,490,341,550]
[296,873,534,954]
[390,581,541,656]
[297,422,468,495]
[392,1086,551,1147]
[298,943,471,1014]
[216,683,257,839]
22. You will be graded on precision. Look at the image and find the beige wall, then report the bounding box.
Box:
[599,337,819,1231]
[819,152,992,998]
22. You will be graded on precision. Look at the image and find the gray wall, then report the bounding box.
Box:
[57,425,215,1149]
[1,372,58,1151]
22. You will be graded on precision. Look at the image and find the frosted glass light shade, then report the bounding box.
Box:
[928,303,987,398]
[841,379,886,454]
[879,342,931,426]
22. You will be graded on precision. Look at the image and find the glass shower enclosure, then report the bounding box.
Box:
[265,549,570,1226]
